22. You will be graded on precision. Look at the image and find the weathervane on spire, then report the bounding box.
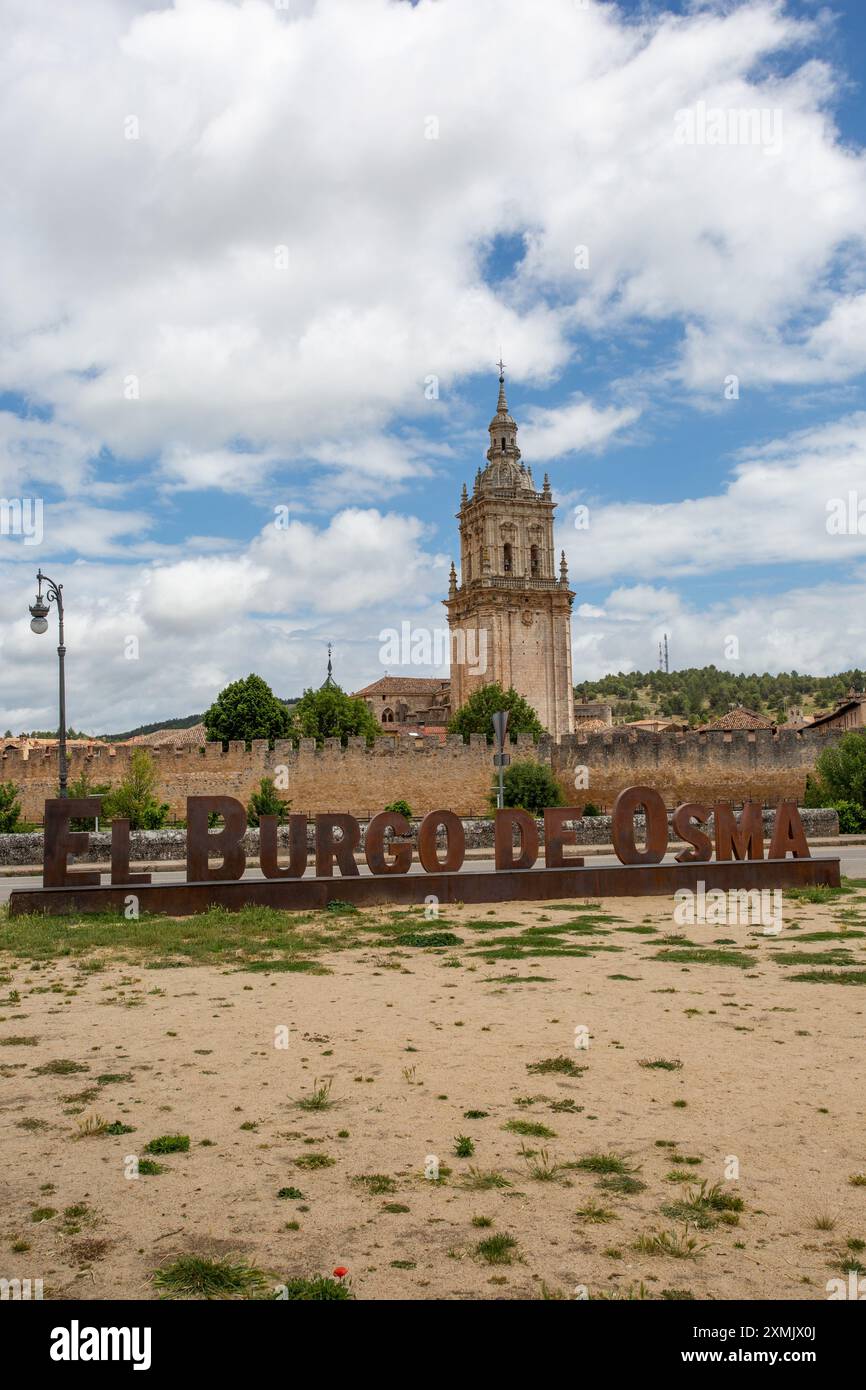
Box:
[320,641,337,690]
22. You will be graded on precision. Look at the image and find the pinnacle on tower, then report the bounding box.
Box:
[448,560,458,597]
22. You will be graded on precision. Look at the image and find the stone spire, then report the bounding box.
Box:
[480,364,534,492]
[448,560,458,597]
[559,550,569,585]
[320,642,337,689]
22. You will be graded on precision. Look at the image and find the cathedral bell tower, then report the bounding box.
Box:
[444,365,575,737]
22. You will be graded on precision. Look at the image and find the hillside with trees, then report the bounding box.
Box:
[574,666,865,727]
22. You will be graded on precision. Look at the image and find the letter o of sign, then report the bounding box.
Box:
[418,810,465,873]
[612,785,668,865]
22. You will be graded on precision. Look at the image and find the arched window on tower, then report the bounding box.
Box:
[382,708,394,724]
[503,542,513,574]
[501,436,506,449]
[530,544,539,577]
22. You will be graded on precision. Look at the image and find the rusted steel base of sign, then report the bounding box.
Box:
[8,856,841,918]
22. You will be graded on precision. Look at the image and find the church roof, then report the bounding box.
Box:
[353,676,449,697]
[699,706,775,731]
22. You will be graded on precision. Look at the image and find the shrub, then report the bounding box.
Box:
[0,781,23,833]
[831,800,866,834]
[384,799,413,819]
[67,771,111,830]
[582,801,602,817]
[102,750,169,829]
[247,776,289,826]
[810,732,866,809]
[492,761,563,815]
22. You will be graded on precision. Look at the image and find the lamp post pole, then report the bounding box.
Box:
[491,710,510,810]
[29,570,68,798]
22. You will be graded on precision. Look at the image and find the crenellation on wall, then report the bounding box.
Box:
[5,726,861,822]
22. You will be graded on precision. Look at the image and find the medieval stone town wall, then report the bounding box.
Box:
[3,725,855,823]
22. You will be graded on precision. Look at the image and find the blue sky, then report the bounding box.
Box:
[1,0,865,733]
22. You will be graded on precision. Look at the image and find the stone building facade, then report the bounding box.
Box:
[443,371,575,737]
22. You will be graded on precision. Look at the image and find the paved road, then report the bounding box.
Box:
[2,847,864,904]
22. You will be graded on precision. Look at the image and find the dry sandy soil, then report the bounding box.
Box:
[2,888,866,1301]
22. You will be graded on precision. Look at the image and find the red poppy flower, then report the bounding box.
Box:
[333,1266,348,1279]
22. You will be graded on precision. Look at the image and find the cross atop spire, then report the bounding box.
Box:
[497,352,506,381]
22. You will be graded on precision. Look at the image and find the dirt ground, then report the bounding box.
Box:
[2,889,866,1301]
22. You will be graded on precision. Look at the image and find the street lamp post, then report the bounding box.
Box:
[29,570,68,798]
[491,710,510,810]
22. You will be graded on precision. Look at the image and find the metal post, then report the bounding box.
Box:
[491,710,510,810]
[29,570,68,797]
[56,589,67,797]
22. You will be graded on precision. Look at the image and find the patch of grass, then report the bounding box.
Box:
[463,1168,511,1191]
[522,1146,562,1181]
[463,1109,488,1119]
[296,1078,333,1111]
[575,1201,617,1223]
[849,1174,866,1187]
[639,1057,683,1071]
[814,1213,836,1230]
[662,1181,744,1230]
[294,1152,335,1170]
[471,1215,493,1228]
[30,1207,57,1222]
[653,948,754,968]
[599,1174,647,1195]
[453,1135,475,1157]
[634,1229,706,1259]
[75,1113,109,1138]
[242,959,329,974]
[144,1134,189,1154]
[788,970,866,986]
[575,1152,637,1177]
[33,1058,89,1076]
[503,1119,556,1138]
[526,1055,586,1077]
[394,931,462,948]
[137,1159,167,1175]
[352,1173,396,1194]
[0,1035,39,1046]
[277,1186,304,1201]
[153,1255,270,1300]
[475,1233,518,1265]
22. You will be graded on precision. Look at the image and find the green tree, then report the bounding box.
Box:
[102,749,170,829]
[247,776,289,827]
[493,761,563,815]
[810,732,866,808]
[291,686,380,745]
[203,673,293,745]
[448,682,544,740]
[68,769,111,830]
[384,799,413,819]
[0,781,23,833]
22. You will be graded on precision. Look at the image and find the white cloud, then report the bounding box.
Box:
[559,412,866,581]
[0,0,863,486]
[570,577,866,683]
